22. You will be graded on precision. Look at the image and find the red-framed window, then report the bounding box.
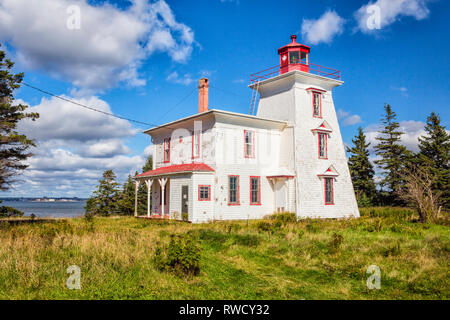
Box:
[192,131,201,158]
[163,138,171,163]
[198,185,211,201]
[318,133,327,159]
[313,91,322,118]
[244,130,255,158]
[324,178,334,205]
[228,175,240,205]
[250,176,261,205]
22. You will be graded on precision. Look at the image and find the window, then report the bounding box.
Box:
[192,131,201,158]
[163,138,171,162]
[318,133,327,159]
[250,176,261,205]
[325,178,334,205]
[228,175,240,205]
[198,185,210,201]
[244,130,255,158]
[313,92,322,117]
[289,51,299,64]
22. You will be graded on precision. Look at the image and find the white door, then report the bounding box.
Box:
[275,180,287,213]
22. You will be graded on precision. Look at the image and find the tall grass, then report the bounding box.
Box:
[0,207,448,299]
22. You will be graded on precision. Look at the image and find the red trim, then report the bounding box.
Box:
[318,133,328,159]
[163,138,171,163]
[306,87,326,93]
[198,185,211,201]
[312,91,322,118]
[191,131,201,159]
[249,176,261,205]
[267,175,295,179]
[136,163,214,178]
[324,177,334,205]
[244,130,255,158]
[228,175,240,205]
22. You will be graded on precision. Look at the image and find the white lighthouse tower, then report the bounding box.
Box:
[250,35,359,218]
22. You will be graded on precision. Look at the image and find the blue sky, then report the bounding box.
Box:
[0,0,448,197]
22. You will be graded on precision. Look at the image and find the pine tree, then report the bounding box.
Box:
[374,104,409,204]
[417,112,450,208]
[116,174,135,216]
[87,170,120,216]
[142,155,153,172]
[347,127,376,206]
[0,44,39,190]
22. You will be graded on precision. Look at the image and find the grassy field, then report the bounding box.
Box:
[0,207,448,300]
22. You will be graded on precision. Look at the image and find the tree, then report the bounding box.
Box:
[0,44,39,190]
[398,164,442,223]
[142,154,153,172]
[374,104,409,204]
[347,127,376,206]
[417,112,450,208]
[86,170,120,216]
[116,174,135,216]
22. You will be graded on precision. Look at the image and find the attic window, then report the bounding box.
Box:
[163,138,171,163]
[244,130,255,158]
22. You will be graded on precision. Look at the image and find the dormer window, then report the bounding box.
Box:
[163,138,170,163]
[244,130,255,158]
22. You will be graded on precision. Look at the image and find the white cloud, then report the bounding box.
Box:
[301,10,345,45]
[0,0,196,90]
[337,109,363,126]
[354,0,432,33]
[8,96,147,197]
[391,86,408,97]
[166,71,194,85]
[365,120,428,152]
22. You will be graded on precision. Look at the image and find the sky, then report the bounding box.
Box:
[0,0,448,198]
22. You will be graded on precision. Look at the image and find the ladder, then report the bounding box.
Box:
[249,81,260,116]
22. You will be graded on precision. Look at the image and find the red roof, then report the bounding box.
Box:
[135,163,214,178]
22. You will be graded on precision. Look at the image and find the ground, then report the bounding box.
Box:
[0,207,448,299]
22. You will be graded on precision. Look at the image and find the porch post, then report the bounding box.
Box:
[134,180,140,217]
[145,179,153,218]
[158,178,167,216]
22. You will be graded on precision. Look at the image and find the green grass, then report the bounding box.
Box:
[0,208,448,299]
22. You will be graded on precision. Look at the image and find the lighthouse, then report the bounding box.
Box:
[250,35,359,219]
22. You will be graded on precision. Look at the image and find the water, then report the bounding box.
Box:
[1,200,86,218]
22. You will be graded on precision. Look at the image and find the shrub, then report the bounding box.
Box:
[256,221,272,233]
[0,206,24,218]
[181,212,189,222]
[154,234,201,276]
[306,221,321,233]
[328,232,343,253]
[268,212,297,224]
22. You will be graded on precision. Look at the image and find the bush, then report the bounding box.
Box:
[154,234,201,276]
[0,206,24,218]
[328,232,343,253]
[268,212,297,224]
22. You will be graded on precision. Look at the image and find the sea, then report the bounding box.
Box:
[1,200,86,218]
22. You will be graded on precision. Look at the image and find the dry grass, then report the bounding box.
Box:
[0,207,448,299]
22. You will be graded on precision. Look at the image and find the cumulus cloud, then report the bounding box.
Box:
[166,71,194,85]
[301,10,345,45]
[9,96,147,197]
[354,0,432,33]
[0,0,195,90]
[364,120,436,152]
[337,109,363,126]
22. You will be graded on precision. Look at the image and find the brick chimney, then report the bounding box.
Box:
[198,78,209,113]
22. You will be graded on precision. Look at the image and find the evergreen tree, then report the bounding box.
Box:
[142,154,153,172]
[117,174,135,216]
[0,44,39,190]
[374,104,408,204]
[86,170,120,216]
[347,127,376,205]
[417,112,450,208]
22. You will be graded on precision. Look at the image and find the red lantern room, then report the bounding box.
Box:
[278,35,310,75]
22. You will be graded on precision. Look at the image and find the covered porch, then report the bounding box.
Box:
[134,163,215,220]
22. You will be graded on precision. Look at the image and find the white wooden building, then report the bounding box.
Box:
[135,35,359,223]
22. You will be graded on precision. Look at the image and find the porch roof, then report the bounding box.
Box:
[135,163,215,178]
